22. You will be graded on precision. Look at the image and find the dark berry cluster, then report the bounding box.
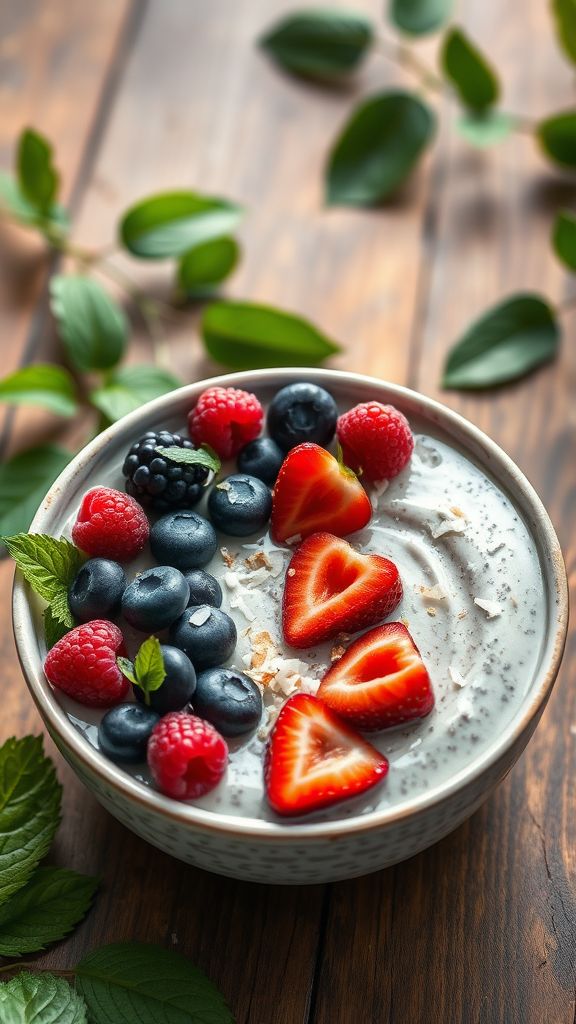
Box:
[122,431,209,510]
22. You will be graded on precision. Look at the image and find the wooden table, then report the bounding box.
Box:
[1,2,574,1021]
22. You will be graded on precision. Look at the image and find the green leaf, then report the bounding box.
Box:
[75,942,233,1024]
[178,237,240,298]
[440,27,500,112]
[0,736,61,905]
[116,657,138,686]
[0,973,87,1024]
[259,8,373,79]
[537,110,576,168]
[50,275,127,372]
[456,110,517,148]
[326,90,436,205]
[17,129,59,214]
[0,446,71,538]
[156,444,221,474]
[44,605,71,649]
[0,173,69,231]
[119,192,243,260]
[202,300,340,369]
[442,293,559,389]
[89,364,182,424]
[134,637,167,695]
[552,209,576,270]
[389,0,453,35]
[0,364,78,417]
[552,0,576,66]
[0,866,97,957]
[3,534,81,612]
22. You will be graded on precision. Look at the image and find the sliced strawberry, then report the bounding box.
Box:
[271,443,371,544]
[264,693,389,816]
[282,532,402,648]
[318,623,434,731]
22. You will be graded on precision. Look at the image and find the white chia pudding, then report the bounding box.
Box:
[49,412,546,824]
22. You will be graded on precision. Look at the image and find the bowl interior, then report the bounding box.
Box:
[13,368,568,838]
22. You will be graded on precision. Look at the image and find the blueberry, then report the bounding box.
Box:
[134,644,196,714]
[68,558,126,623]
[237,437,284,486]
[267,382,338,452]
[150,511,218,570]
[121,565,189,631]
[194,667,263,737]
[208,474,272,537]
[183,569,222,608]
[98,703,160,763]
[169,605,237,670]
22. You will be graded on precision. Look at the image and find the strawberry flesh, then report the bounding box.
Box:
[264,693,389,816]
[318,622,434,731]
[271,443,371,544]
[283,532,402,648]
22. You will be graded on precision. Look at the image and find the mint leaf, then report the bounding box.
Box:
[3,534,81,609]
[442,293,559,389]
[89,364,182,424]
[177,237,240,298]
[0,737,61,905]
[156,445,221,474]
[389,0,453,35]
[0,364,78,417]
[552,0,576,66]
[50,275,127,373]
[552,209,576,271]
[0,446,71,538]
[0,866,97,957]
[202,300,340,368]
[44,606,71,649]
[326,91,436,206]
[0,173,68,232]
[0,973,87,1024]
[118,637,166,704]
[259,9,373,80]
[49,588,74,628]
[119,192,243,260]
[76,942,233,1024]
[538,110,576,168]
[116,657,138,686]
[440,27,499,112]
[17,129,59,215]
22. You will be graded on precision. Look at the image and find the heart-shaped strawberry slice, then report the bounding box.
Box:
[271,443,371,544]
[318,622,434,730]
[282,532,402,648]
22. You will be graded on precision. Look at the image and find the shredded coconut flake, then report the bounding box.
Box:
[449,505,466,518]
[426,606,437,617]
[418,583,447,602]
[224,571,239,590]
[239,566,270,589]
[487,540,506,555]
[449,665,467,689]
[188,606,211,627]
[220,547,235,568]
[330,642,346,662]
[474,597,502,619]
[457,609,468,620]
[429,517,467,539]
[230,594,256,622]
[245,551,273,571]
[287,567,296,577]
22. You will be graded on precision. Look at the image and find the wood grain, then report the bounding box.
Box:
[1,0,574,1022]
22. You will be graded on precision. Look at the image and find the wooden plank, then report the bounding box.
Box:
[314,0,576,1021]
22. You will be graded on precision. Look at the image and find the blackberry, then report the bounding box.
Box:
[122,431,209,511]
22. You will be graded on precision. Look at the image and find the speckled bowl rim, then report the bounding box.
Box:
[12,368,569,840]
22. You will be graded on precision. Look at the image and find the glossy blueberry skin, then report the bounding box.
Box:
[98,703,160,764]
[194,667,263,737]
[169,605,237,670]
[68,558,126,623]
[237,437,284,486]
[150,511,218,570]
[121,565,189,631]
[183,569,222,609]
[208,474,272,537]
[267,382,338,452]
[134,644,196,714]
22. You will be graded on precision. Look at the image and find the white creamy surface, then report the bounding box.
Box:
[57,429,547,824]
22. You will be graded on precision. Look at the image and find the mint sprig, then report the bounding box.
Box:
[117,636,166,705]
[155,443,221,475]
[0,736,61,905]
[3,533,82,630]
[0,972,87,1024]
[0,867,97,957]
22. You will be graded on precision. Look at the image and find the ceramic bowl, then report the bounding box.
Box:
[12,369,568,884]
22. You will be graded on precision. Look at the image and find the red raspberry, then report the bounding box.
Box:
[44,620,129,708]
[187,386,263,459]
[72,486,149,562]
[147,711,228,800]
[337,402,414,482]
